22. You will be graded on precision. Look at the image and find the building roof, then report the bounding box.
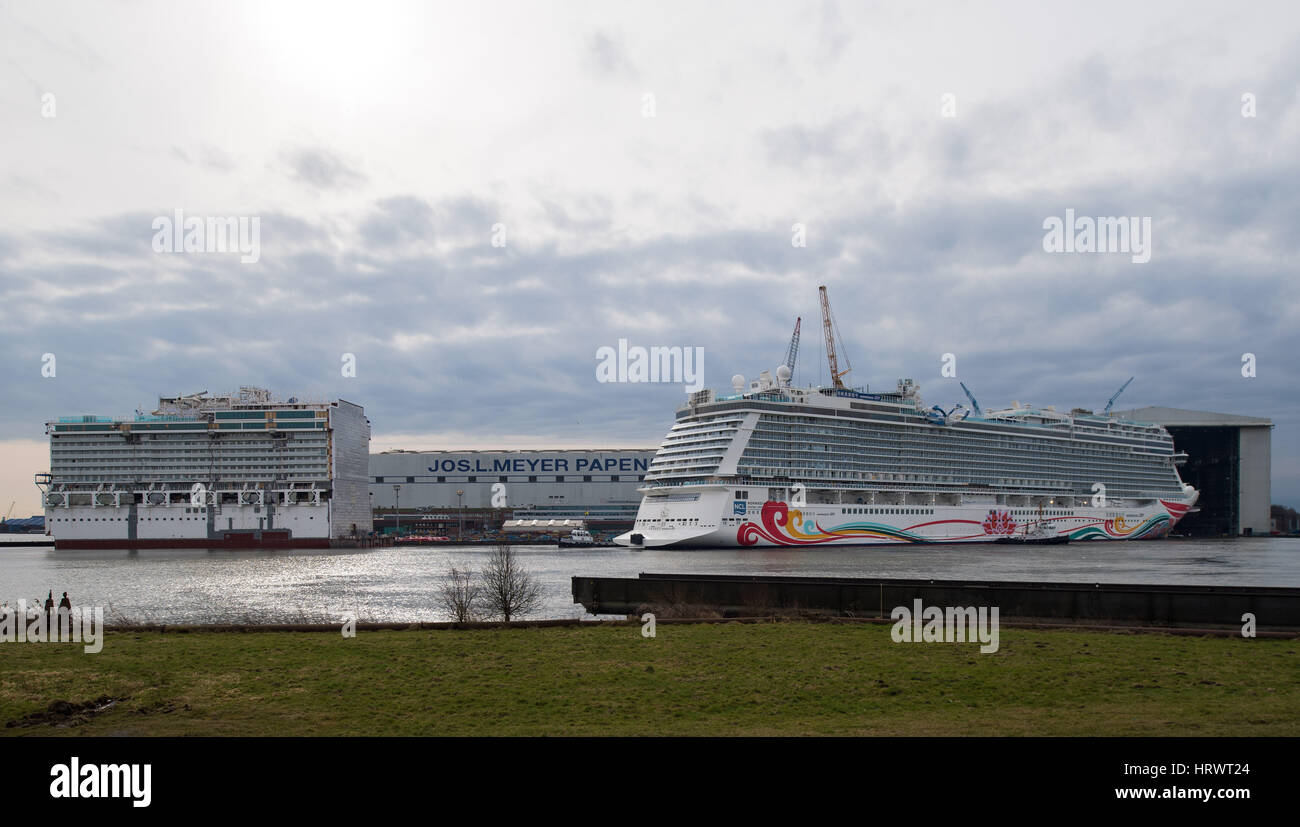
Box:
[1113,406,1273,427]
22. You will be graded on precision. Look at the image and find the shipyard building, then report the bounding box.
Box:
[39,388,373,548]
[1115,407,1272,536]
[368,449,656,531]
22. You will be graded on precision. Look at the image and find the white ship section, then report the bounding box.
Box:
[616,377,1198,549]
[37,388,371,547]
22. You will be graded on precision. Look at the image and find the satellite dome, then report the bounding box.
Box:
[776,365,792,382]
[731,374,745,392]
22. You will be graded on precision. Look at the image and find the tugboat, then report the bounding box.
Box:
[558,528,598,548]
[994,507,1069,545]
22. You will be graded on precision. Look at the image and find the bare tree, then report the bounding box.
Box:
[437,566,481,623]
[480,542,543,622]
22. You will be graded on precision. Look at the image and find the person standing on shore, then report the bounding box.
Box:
[58,592,71,611]
[44,591,54,613]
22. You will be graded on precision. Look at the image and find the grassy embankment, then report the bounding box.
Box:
[1,622,1295,736]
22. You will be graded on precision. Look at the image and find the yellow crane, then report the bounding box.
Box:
[818,285,852,389]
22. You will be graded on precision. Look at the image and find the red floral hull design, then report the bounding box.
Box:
[981,509,1017,536]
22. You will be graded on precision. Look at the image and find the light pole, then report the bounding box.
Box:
[456,489,464,541]
[393,484,401,537]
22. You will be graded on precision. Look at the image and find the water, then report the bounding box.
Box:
[1,538,1297,624]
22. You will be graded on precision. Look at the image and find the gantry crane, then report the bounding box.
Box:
[782,317,801,382]
[818,285,851,389]
[1103,377,1134,416]
[959,382,981,418]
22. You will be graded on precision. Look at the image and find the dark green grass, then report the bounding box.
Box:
[1,622,1295,736]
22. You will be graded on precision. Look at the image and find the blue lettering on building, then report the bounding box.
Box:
[422,454,646,477]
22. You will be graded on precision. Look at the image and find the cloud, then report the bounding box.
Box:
[816,0,852,66]
[171,144,235,172]
[280,146,366,191]
[584,29,637,78]
[358,196,435,248]
[2,1,1300,511]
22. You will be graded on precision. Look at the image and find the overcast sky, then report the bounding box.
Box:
[1,0,1298,515]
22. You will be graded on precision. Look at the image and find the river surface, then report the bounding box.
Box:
[1,537,1297,624]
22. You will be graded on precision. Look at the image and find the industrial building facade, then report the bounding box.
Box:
[368,449,656,528]
[1116,407,1272,536]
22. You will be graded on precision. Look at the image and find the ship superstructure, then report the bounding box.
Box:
[36,388,371,549]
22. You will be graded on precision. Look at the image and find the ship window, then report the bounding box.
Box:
[467,476,476,482]
[584,475,592,482]
[437,476,445,483]
[529,476,537,482]
[499,476,508,483]
[610,476,620,482]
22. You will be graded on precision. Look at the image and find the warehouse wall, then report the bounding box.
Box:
[369,450,655,509]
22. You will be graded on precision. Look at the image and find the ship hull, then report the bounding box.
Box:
[615,488,1198,549]
[0,536,55,547]
[44,503,334,550]
[53,534,330,550]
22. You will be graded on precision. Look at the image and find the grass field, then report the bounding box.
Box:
[1,622,1295,736]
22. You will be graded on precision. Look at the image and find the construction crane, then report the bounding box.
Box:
[959,382,981,418]
[781,317,801,382]
[1103,377,1134,416]
[818,285,852,389]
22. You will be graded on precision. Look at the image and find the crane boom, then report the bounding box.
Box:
[782,317,801,381]
[1103,377,1134,416]
[819,286,851,389]
[959,382,981,417]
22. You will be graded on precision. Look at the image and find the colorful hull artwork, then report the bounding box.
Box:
[735,499,1192,547]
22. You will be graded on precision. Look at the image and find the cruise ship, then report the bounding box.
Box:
[615,302,1197,549]
[36,388,372,549]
